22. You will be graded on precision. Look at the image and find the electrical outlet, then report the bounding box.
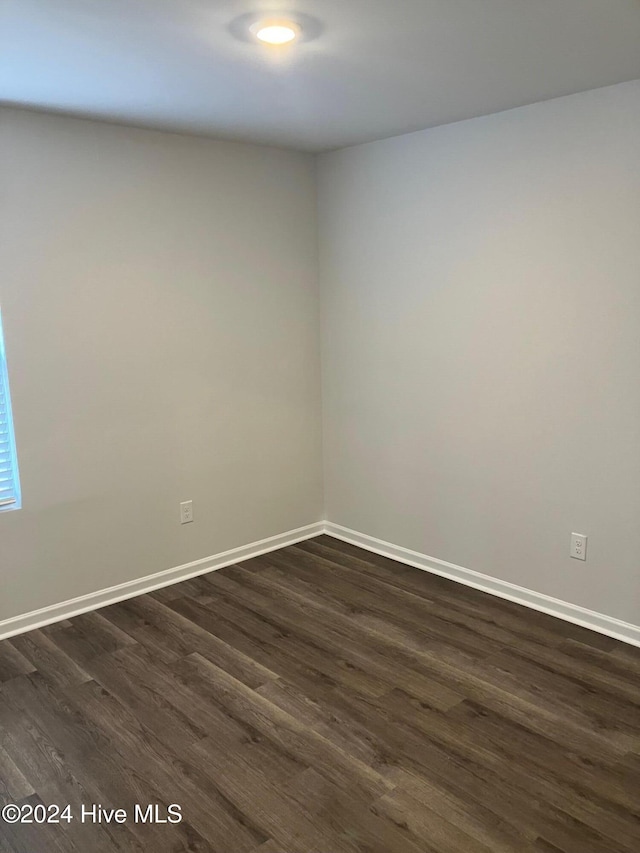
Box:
[570,532,587,561]
[180,500,194,524]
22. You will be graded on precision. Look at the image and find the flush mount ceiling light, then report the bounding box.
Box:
[252,20,301,46]
[229,12,322,47]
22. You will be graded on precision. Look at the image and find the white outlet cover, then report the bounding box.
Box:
[180,501,194,524]
[570,532,587,561]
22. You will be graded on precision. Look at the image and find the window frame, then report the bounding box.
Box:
[0,308,21,512]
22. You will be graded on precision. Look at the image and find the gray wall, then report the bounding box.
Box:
[318,80,640,625]
[0,107,323,620]
[3,80,640,629]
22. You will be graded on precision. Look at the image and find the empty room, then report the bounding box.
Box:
[1,1,639,851]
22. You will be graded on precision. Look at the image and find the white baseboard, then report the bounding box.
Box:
[0,522,324,641]
[3,519,639,649]
[323,522,640,649]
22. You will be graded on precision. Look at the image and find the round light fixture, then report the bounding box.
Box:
[252,20,301,45]
[229,12,321,47]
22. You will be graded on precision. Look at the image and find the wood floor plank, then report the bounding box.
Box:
[170,592,389,699]
[123,594,281,689]
[256,677,385,767]
[174,652,393,799]
[279,766,431,853]
[98,598,183,664]
[372,785,497,853]
[68,677,268,852]
[446,699,640,816]
[0,794,77,853]
[79,646,210,751]
[187,739,356,853]
[41,610,137,666]
[303,537,619,652]
[0,535,638,852]
[1,674,199,852]
[0,642,35,684]
[8,629,91,687]
[0,744,34,804]
[212,567,466,709]
[388,769,536,853]
[0,680,141,852]
[262,546,506,659]
[376,690,640,852]
[223,560,466,709]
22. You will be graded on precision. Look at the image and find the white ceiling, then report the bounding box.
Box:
[2,0,640,152]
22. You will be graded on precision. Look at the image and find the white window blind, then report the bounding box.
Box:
[0,310,20,510]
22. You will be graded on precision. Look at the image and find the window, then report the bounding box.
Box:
[0,309,20,510]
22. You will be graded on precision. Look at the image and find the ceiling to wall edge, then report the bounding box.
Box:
[4,77,639,155]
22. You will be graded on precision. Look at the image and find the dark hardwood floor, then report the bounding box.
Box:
[1,534,639,852]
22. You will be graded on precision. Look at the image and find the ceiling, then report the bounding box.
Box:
[2,0,640,152]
